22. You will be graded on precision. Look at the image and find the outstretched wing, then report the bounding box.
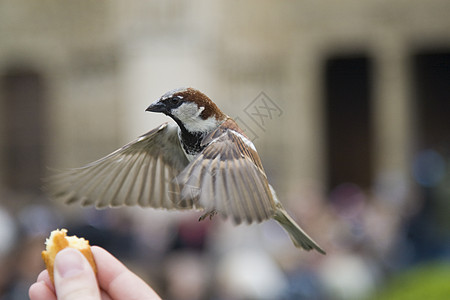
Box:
[175,119,276,224]
[47,123,194,209]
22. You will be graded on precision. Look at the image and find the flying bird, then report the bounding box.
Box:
[49,88,325,254]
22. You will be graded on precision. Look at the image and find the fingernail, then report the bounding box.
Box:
[55,248,85,278]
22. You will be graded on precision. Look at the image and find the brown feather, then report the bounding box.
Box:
[175,121,276,224]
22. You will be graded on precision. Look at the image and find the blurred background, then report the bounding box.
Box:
[0,0,450,299]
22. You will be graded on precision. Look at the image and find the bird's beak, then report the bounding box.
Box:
[146,101,166,113]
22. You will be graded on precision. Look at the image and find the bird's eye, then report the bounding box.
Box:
[170,97,181,105]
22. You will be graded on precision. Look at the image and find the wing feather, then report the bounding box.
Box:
[123,152,147,206]
[137,154,152,207]
[175,119,276,224]
[198,158,214,211]
[215,159,228,214]
[157,158,165,207]
[47,123,191,209]
[224,159,244,224]
[233,158,254,223]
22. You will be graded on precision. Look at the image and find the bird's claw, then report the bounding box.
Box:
[199,210,217,221]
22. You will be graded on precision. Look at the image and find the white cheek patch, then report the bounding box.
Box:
[171,102,200,120]
[172,103,220,133]
[186,115,220,132]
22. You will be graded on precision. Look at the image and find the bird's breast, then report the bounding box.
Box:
[177,128,207,162]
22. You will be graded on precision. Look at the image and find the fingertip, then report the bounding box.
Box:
[36,270,54,293]
[36,269,48,282]
[53,248,101,299]
[29,280,57,300]
[29,281,39,299]
[92,247,161,299]
[91,245,108,257]
[55,248,89,280]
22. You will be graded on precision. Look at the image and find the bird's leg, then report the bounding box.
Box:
[199,210,217,221]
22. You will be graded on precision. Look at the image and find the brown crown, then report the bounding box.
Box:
[173,88,226,120]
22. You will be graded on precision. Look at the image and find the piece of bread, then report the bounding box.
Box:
[42,229,97,283]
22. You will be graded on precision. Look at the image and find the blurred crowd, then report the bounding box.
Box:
[0,154,449,300]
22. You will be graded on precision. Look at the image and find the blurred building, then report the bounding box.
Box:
[1,0,449,199]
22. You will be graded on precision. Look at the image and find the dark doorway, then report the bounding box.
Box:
[407,50,450,263]
[323,55,373,191]
[1,67,47,194]
[413,50,450,151]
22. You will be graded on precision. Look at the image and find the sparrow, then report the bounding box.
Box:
[49,87,325,254]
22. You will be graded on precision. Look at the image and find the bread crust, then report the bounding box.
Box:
[41,229,97,283]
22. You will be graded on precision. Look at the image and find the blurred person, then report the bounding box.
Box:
[317,249,377,300]
[0,255,13,300]
[6,236,46,299]
[407,148,450,263]
[163,251,210,300]
[18,203,64,238]
[170,212,213,251]
[0,206,19,299]
[29,246,161,300]
[0,206,17,257]
[215,248,287,300]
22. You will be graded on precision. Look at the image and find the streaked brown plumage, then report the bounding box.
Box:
[48,87,325,254]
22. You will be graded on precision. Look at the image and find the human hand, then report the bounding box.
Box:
[29,246,161,300]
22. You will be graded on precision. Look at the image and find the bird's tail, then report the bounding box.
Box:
[273,207,326,255]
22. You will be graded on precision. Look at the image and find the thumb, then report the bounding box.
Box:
[54,248,100,300]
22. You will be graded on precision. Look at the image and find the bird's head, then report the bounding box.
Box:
[146,88,226,133]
